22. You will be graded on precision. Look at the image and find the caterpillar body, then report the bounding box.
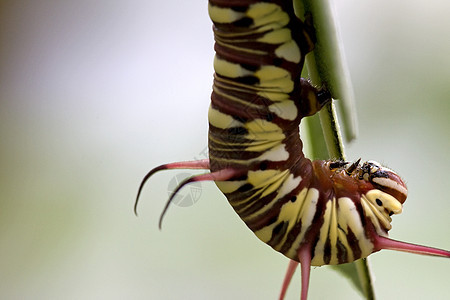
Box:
[136,1,450,299]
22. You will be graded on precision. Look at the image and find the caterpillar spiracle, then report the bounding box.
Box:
[136,1,450,299]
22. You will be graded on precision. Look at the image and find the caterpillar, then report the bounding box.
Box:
[136,1,450,299]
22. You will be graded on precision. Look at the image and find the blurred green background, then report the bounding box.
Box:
[0,0,449,299]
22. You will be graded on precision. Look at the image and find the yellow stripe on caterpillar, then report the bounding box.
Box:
[208,4,244,24]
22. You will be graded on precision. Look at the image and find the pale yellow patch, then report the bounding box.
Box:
[277,174,302,199]
[254,223,275,243]
[213,56,252,78]
[328,198,339,265]
[244,140,281,152]
[255,65,290,82]
[208,4,244,23]
[260,78,294,93]
[338,198,363,237]
[257,28,291,44]
[337,197,374,259]
[212,85,261,110]
[245,118,283,133]
[311,198,343,266]
[361,190,400,233]
[268,101,298,120]
[260,174,288,198]
[360,199,383,236]
[246,3,278,19]
[246,131,285,142]
[298,188,318,226]
[285,188,319,259]
[247,3,289,28]
[336,223,354,263]
[275,40,301,63]
[255,144,289,162]
[237,170,289,216]
[244,119,285,146]
[244,174,302,224]
[312,200,333,266]
[254,185,308,246]
[215,180,246,193]
[366,189,402,214]
[257,90,289,102]
[367,195,392,230]
[247,169,284,189]
[208,105,242,129]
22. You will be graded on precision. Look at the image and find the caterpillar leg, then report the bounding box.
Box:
[298,78,332,118]
[135,159,210,215]
[279,246,312,300]
[374,236,450,258]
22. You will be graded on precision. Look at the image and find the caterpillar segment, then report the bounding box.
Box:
[136,1,450,299]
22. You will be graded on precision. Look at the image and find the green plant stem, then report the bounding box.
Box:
[299,0,376,299]
[306,54,345,160]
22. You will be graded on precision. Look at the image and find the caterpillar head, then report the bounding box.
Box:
[359,161,408,216]
[356,161,449,259]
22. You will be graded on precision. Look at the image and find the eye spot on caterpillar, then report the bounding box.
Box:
[290,196,297,202]
[376,198,383,206]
